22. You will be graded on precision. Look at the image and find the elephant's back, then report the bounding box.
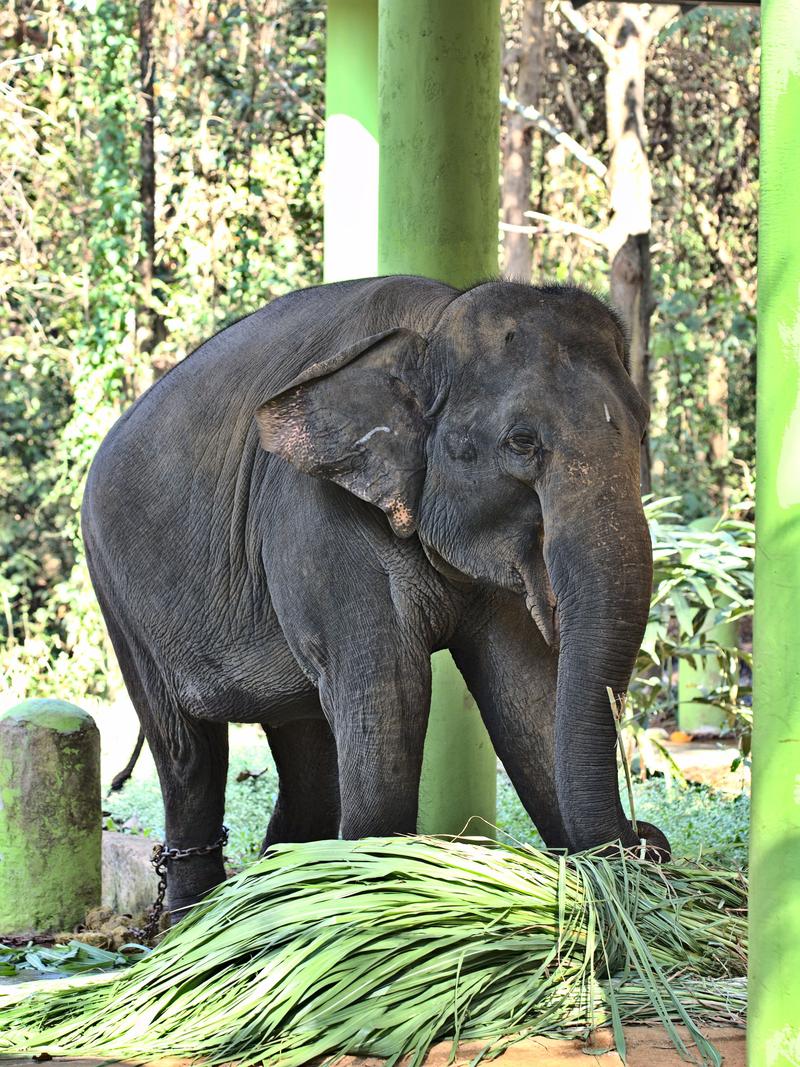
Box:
[83,284,337,546]
[84,275,456,534]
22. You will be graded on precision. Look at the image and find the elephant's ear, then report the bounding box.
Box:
[255,328,429,537]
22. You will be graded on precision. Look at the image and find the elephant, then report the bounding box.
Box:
[82,275,670,919]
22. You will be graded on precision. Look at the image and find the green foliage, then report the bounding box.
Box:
[630,778,749,869]
[648,10,759,513]
[104,745,279,871]
[1,0,325,702]
[0,940,148,978]
[648,500,753,628]
[530,5,758,514]
[1,570,117,706]
[629,497,753,735]
[649,288,756,518]
[497,768,749,869]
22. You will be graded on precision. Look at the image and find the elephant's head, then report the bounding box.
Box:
[256,280,669,858]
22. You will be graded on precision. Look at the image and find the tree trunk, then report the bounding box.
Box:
[610,234,653,492]
[138,0,166,380]
[501,0,545,281]
[605,5,655,494]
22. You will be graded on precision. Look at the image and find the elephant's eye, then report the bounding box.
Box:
[505,431,542,458]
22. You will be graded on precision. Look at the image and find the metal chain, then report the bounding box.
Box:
[133,825,229,944]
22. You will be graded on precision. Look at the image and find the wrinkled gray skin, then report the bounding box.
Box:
[83,276,670,919]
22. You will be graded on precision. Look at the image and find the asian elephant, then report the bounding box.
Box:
[82,275,669,918]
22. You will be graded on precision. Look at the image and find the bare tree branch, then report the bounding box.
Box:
[500,211,610,248]
[500,91,607,178]
[558,2,614,66]
[648,5,682,38]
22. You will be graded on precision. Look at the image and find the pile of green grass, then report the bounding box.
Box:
[0,836,745,1067]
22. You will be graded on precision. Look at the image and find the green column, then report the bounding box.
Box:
[378,0,500,833]
[749,2,800,1063]
[417,651,497,835]
[323,0,378,283]
[677,636,736,734]
[378,1,500,287]
[677,517,738,734]
[0,700,101,935]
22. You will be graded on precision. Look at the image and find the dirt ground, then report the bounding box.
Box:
[386,1026,747,1066]
[0,1025,745,1066]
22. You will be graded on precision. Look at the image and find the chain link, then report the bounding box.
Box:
[132,825,229,944]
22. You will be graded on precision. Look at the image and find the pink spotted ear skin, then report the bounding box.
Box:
[386,498,417,539]
[255,329,429,539]
[255,391,314,467]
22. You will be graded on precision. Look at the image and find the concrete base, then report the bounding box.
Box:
[102,831,161,916]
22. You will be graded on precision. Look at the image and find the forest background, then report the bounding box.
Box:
[1,0,758,705]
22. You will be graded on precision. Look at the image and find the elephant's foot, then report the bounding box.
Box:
[630,819,671,862]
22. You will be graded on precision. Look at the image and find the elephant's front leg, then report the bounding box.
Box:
[450,590,568,850]
[320,640,432,837]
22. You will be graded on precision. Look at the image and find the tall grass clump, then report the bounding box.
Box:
[0,836,746,1066]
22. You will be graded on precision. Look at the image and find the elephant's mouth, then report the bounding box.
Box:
[420,540,558,649]
[420,542,473,584]
[520,565,559,651]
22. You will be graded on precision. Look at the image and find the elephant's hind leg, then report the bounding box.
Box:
[93,590,229,920]
[261,715,341,851]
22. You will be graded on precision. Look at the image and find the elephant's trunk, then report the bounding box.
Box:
[542,491,670,858]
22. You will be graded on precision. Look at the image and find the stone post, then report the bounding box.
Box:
[0,699,101,935]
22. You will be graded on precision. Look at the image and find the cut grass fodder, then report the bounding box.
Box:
[0,836,746,1067]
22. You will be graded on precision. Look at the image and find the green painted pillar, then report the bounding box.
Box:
[0,700,101,935]
[323,0,378,282]
[378,0,500,287]
[378,0,500,833]
[749,2,800,1063]
[677,517,738,734]
[677,641,735,734]
[418,652,497,835]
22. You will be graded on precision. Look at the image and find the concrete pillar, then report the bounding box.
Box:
[677,517,738,734]
[323,0,378,283]
[378,0,500,833]
[418,652,497,835]
[677,620,738,734]
[378,0,500,287]
[748,1,800,1062]
[0,699,101,935]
